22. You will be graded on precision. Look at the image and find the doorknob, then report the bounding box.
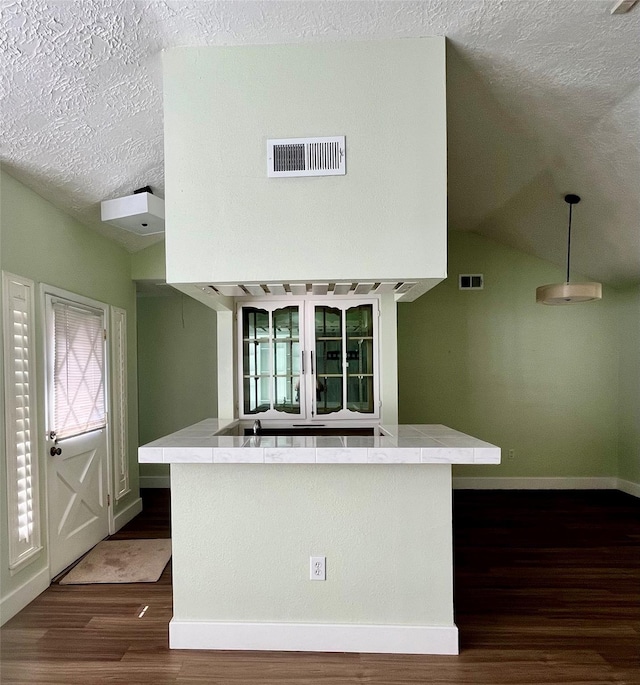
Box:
[50,446,62,457]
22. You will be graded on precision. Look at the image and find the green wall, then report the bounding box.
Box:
[172,464,454,627]
[137,292,218,483]
[131,240,165,281]
[617,285,640,484]
[0,168,139,618]
[398,231,625,480]
[163,40,447,287]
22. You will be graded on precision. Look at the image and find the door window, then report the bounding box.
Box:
[52,299,106,439]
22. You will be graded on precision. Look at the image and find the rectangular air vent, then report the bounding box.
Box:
[459,274,484,290]
[267,137,346,177]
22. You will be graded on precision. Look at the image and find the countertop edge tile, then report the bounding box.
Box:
[139,421,501,465]
[163,447,213,464]
[214,447,264,463]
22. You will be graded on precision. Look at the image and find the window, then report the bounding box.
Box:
[242,304,301,416]
[238,298,379,421]
[51,299,106,440]
[2,272,42,570]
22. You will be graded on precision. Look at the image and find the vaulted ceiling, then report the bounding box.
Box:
[2,1,639,286]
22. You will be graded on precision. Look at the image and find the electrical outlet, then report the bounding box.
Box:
[508,449,515,460]
[310,556,326,581]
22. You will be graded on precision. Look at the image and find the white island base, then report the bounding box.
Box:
[139,421,500,655]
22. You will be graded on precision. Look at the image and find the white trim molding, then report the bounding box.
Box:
[617,479,640,499]
[110,306,130,501]
[0,566,49,627]
[453,477,618,490]
[169,620,459,655]
[112,497,143,533]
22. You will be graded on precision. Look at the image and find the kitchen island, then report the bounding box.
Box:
[139,420,500,655]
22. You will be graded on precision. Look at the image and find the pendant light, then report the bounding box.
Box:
[536,194,602,305]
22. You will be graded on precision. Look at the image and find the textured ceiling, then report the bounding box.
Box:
[1,0,639,285]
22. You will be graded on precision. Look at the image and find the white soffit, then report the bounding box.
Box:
[1,1,639,285]
[202,281,423,302]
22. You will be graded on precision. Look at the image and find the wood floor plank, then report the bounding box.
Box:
[1,488,638,684]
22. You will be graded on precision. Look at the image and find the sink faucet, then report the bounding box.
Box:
[252,419,262,435]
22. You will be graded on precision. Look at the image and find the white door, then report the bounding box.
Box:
[44,291,110,577]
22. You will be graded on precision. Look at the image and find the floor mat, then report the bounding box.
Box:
[59,539,172,584]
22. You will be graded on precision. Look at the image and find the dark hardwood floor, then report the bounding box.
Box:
[1,489,638,684]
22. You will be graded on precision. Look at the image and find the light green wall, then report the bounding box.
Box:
[163,38,447,286]
[131,240,165,281]
[137,293,218,481]
[398,231,621,479]
[172,464,453,626]
[0,168,139,616]
[617,285,640,483]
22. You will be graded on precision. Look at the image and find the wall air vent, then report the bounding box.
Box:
[459,274,484,290]
[267,136,346,177]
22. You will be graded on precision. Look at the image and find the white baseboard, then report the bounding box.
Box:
[452,477,618,490]
[0,566,50,627]
[139,475,171,489]
[141,475,640,495]
[617,479,640,498]
[169,620,459,655]
[113,496,143,532]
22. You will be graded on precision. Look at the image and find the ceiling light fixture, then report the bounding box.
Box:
[536,194,602,305]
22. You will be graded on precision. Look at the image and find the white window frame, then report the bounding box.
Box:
[237,299,307,421]
[237,295,380,424]
[2,271,43,572]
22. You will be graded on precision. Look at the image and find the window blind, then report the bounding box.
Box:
[53,301,106,440]
[3,272,42,569]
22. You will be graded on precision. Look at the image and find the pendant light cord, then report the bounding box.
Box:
[566,201,572,284]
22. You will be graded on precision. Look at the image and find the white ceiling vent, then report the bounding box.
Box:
[267,136,346,177]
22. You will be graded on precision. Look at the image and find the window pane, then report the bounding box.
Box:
[315,306,342,337]
[346,304,374,413]
[316,375,343,415]
[347,338,373,375]
[315,306,343,414]
[274,375,300,414]
[244,340,270,377]
[346,304,373,336]
[243,376,271,414]
[53,302,105,440]
[241,305,302,416]
[347,375,374,413]
[316,339,342,375]
[243,307,269,341]
[273,307,299,339]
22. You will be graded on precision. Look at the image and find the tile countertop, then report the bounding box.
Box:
[138,419,501,465]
